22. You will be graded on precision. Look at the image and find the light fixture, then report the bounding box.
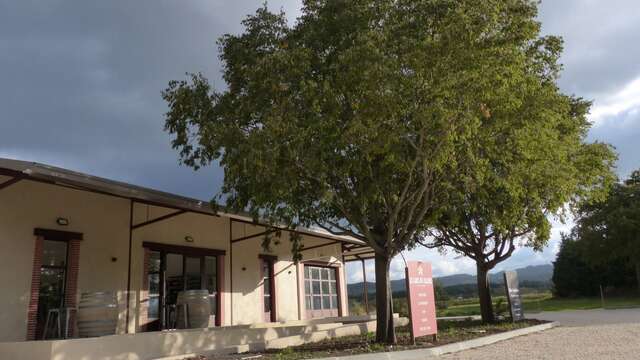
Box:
[56,217,69,226]
[184,236,194,243]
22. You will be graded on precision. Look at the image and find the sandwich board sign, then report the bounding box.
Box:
[503,270,525,321]
[405,261,437,342]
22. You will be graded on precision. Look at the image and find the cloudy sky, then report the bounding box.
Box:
[1,1,639,282]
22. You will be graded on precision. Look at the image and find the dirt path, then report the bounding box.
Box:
[440,322,640,359]
[528,308,640,326]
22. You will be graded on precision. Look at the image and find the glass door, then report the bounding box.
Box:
[37,240,68,339]
[145,248,220,331]
[163,253,184,329]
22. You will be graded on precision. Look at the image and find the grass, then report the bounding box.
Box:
[437,292,640,317]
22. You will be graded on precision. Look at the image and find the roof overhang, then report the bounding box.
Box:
[0,157,369,248]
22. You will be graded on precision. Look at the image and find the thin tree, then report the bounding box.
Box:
[161,0,596,341]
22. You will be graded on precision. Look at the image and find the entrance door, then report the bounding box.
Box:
[36,240,68,339]
[145,245,220,331]
[261,257,276,322]
[164,253,184,328]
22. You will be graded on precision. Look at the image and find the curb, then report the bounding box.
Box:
[308,321,559,360]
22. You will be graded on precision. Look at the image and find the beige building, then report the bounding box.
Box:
[0,158,373,344]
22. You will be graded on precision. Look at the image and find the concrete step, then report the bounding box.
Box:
[265,321,375,350]
[264,317,409,350]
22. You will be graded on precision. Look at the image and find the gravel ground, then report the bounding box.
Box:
[529,308,640,326]
[440,323,640,359]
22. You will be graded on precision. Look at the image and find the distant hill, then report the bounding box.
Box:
[347,264,553,296]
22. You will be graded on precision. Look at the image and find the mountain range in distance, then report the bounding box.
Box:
[347,264,553,295]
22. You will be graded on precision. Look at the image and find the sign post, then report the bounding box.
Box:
[503,270,524,321]
[405,261,438,344]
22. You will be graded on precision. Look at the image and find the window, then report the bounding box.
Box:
[304,266,338,310]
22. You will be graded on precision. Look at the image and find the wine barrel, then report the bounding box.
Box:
[77,292,118,337]
[176,290,211,329]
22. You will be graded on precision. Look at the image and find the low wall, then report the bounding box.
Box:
[0,316,408,360]
[0,321,341,360]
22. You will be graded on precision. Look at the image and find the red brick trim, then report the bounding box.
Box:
[64,239,81,337]
[26,236,44,340]
[140,247,150,331]
[26,234,81,340]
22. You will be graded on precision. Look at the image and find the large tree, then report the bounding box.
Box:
[417,22,616,323]
[576,170,640,292]
[162,0,597,341]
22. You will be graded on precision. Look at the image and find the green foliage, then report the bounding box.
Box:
[552,234,600,297]
[552,169,640,296]
[274,347,296,360]
[552,233,636,297]
[413,0,616,323]
[163,0,614,338]
[575,170,640,277]
[493,298,508,319]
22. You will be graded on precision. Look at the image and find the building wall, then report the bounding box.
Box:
[0,177,349,342]
[0,177,130,342]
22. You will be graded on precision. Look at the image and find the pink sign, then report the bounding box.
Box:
[405,261,437,338]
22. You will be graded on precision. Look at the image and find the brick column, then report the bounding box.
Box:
[64,239,81,337]
[26,236,44,340]
[27,236,81,340]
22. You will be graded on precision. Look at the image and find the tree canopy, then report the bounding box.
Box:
[162,0,615,340]
[413,1,617,322]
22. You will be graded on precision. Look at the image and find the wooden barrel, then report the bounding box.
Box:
[176,290,211,329]
[77,292,118,337]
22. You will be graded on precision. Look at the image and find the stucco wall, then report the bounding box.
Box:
[0,178,130,342]
[0,177,349,342]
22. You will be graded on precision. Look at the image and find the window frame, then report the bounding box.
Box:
[303,265,339,311]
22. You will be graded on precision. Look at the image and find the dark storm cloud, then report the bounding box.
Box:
[0,0,638,202]
[538,0,640,99]
[589,110,640,178]
[0,0,298,199]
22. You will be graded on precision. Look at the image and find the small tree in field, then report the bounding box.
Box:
[161,0,604,341]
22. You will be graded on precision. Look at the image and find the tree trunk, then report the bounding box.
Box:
[375,253,396,344]
[476,263,495,323]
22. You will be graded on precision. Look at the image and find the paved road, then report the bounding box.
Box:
[440,309,640,359]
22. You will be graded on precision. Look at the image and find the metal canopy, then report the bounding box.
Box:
[0,157,368,248]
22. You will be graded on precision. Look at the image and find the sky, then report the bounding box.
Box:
[1,1,639,282]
